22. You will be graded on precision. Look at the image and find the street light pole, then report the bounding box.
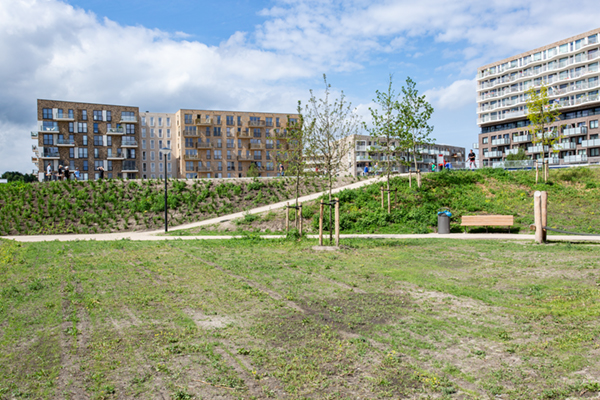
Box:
[160,147,172,233]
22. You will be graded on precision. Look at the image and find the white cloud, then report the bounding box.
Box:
[424,79,476,110]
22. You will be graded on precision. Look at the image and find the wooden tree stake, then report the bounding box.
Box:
[299,203,303,236]
[286,202,289,231]
[380,186,384,209]
[534,191,543,244]
[319,201,324,246]
[335,198,340,247]
[540,191,547,242]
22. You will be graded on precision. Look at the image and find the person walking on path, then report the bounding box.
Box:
[430,162,436,173]
[468,150,476,170]
[279,163,285,177]
[46,163,52,182]
[97,166,105,179]
[57,165,64,181]
[64,166,70,181]
[74,168,80,180]
[363,163,369,176]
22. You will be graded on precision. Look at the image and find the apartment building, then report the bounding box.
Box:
[139,112,178,179]
[477,28,600,167]
[174,110,298,178]
[343,134,465,176]
[31,100,140,180]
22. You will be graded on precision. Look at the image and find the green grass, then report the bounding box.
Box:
[2,238,600,399]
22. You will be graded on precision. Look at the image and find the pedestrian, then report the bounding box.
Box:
[64,166,70,180]
[374,162,380,175]
[74,168,80,180]
[279,163,285,177]
[57,165,64,181]
[364,164,369,176]
[468,149,476,170]
[46,163,52,182]
[97,166,105,179]
[431,162,436,173]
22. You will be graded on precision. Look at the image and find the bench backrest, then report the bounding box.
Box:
[461,215,514,226]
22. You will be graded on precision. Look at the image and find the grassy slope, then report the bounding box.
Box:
[1,238,600,399]
[0,177,354,236]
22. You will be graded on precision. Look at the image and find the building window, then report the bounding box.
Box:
[226,115,234,125]
[591,148,600,157]
[184,114,192,124]
[93,110,102,121]
[126,124,135,135]
[214,150,222,160]
[79,148,88,158]
[43,134,53,145]
[69,148,74,158]
[93,123,99,133]
[69,122,74,133]
[42,108,52,119]
[167,129,171,138]
[158,117,163,126]
[166,117,171,127]
[78,122,88,133]
[482,137,488,144]
[151,152,155,161]
[94,135,102,146]
[106,111,111,122]
[591,120,599,129]
[81,110,87,120]
[94,148,99,158]
[213,127,221,136]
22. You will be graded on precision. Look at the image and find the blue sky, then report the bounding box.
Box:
[1,0,599,173]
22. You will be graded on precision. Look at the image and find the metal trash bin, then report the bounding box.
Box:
[437,210,451,234]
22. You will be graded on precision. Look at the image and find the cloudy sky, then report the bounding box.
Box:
[1,0,599,174]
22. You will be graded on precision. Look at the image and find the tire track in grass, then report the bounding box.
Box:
[174,246,486,398]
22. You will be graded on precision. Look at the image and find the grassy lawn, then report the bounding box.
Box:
[1,238,600,399]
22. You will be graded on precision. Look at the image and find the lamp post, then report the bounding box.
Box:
[160,147,171,232]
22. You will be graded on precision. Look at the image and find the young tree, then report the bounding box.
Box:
[303,75,361,201]
[364,75,406,212]
[277,104,306,208]
[525,85,561,183]
[399,77,434,188]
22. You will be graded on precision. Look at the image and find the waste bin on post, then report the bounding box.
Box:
[437,210,451,234]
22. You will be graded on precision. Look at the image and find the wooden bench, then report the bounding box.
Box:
[461,215,514,233]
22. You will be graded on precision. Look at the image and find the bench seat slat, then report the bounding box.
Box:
[461,215,514,226]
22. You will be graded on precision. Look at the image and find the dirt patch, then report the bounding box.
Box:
[184,309,235,329]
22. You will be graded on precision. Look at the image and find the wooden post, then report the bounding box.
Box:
[534,191,543,244]
[387,189,391,213]
[409,170,412,188]
[299,203,303,237]
[286,202,289,231]
[319,201,324,246]
[534,160,539,184]
[541,191,547,242]
[380,186,384,209]
[335,198,340,247]
[417,170,421,188]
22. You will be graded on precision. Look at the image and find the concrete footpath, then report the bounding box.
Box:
[2,174,600,243]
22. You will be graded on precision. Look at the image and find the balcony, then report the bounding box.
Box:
[31,156,39,163]
[196,142,213,149]
[107,150,125,160]
[38,125,59,133]
[184,154,201,160]
[236,155,253,161]
[505,148,521,155]
[120,115,137,123]
[41,148,60,159]
[527,145,549,153]
[195,117,212,126]
[356,156,370,161]
[562,126,588,137]
[487,151,503,158]
[250,143,265,150]
[248,120,266,127]
[563,154,588,164]
[56,138,75,146]
[122,138,138,147]
[582,138,600,148]
[513,135,532,143]
[31,131,39,140]
[32,144,38,153]
[492,138,510,146]
[553,142,577,150]
[237,130,251,138]
[197,166,213,172]
[183,129,199,137]
[107,126,125,135]
[121,161,138,172]
[54,113,74,121]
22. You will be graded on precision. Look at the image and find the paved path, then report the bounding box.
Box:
[3,173,600,243]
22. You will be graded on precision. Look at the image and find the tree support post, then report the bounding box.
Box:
[534,191,543,244]
[286,202,289,232]
[541,191,547,243]
[335,198,340,247]
[319,201,324,246]
[387,189,391,214]
[534,160,539,184]
[409,170,412,188]
[299,203,303,236]
[380,186,384,209]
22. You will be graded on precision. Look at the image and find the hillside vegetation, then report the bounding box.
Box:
[183,167,600,236]
[0,177,353,236]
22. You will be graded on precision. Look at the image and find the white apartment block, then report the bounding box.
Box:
[139,112,177,179]
[477,28,600,167]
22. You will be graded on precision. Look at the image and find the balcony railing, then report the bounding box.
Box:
[122,138,138,147]
[183,129,199,136]
[197,166,213,172]
[196,142,213,149]
[41,149,60,158]
[184,154,201,160]
[553,142,577,150]
[120,115,137,123]
[513,135,532,143]
[248,120,266,127]
[195,117,212,126]
[250,143,265,149]
[236,155,252,161]
[107,151,125,160]
[563,154,588,163]
[54,113,74,121]
[562,126,588,136]
[56,138,75,146]
[122,161,138,171]
[107,127,125,135]
[527,145,549,153]
[487,151,503,158]
[505,148,521,155]
[31,131,39,139]
[582,138,600,148]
